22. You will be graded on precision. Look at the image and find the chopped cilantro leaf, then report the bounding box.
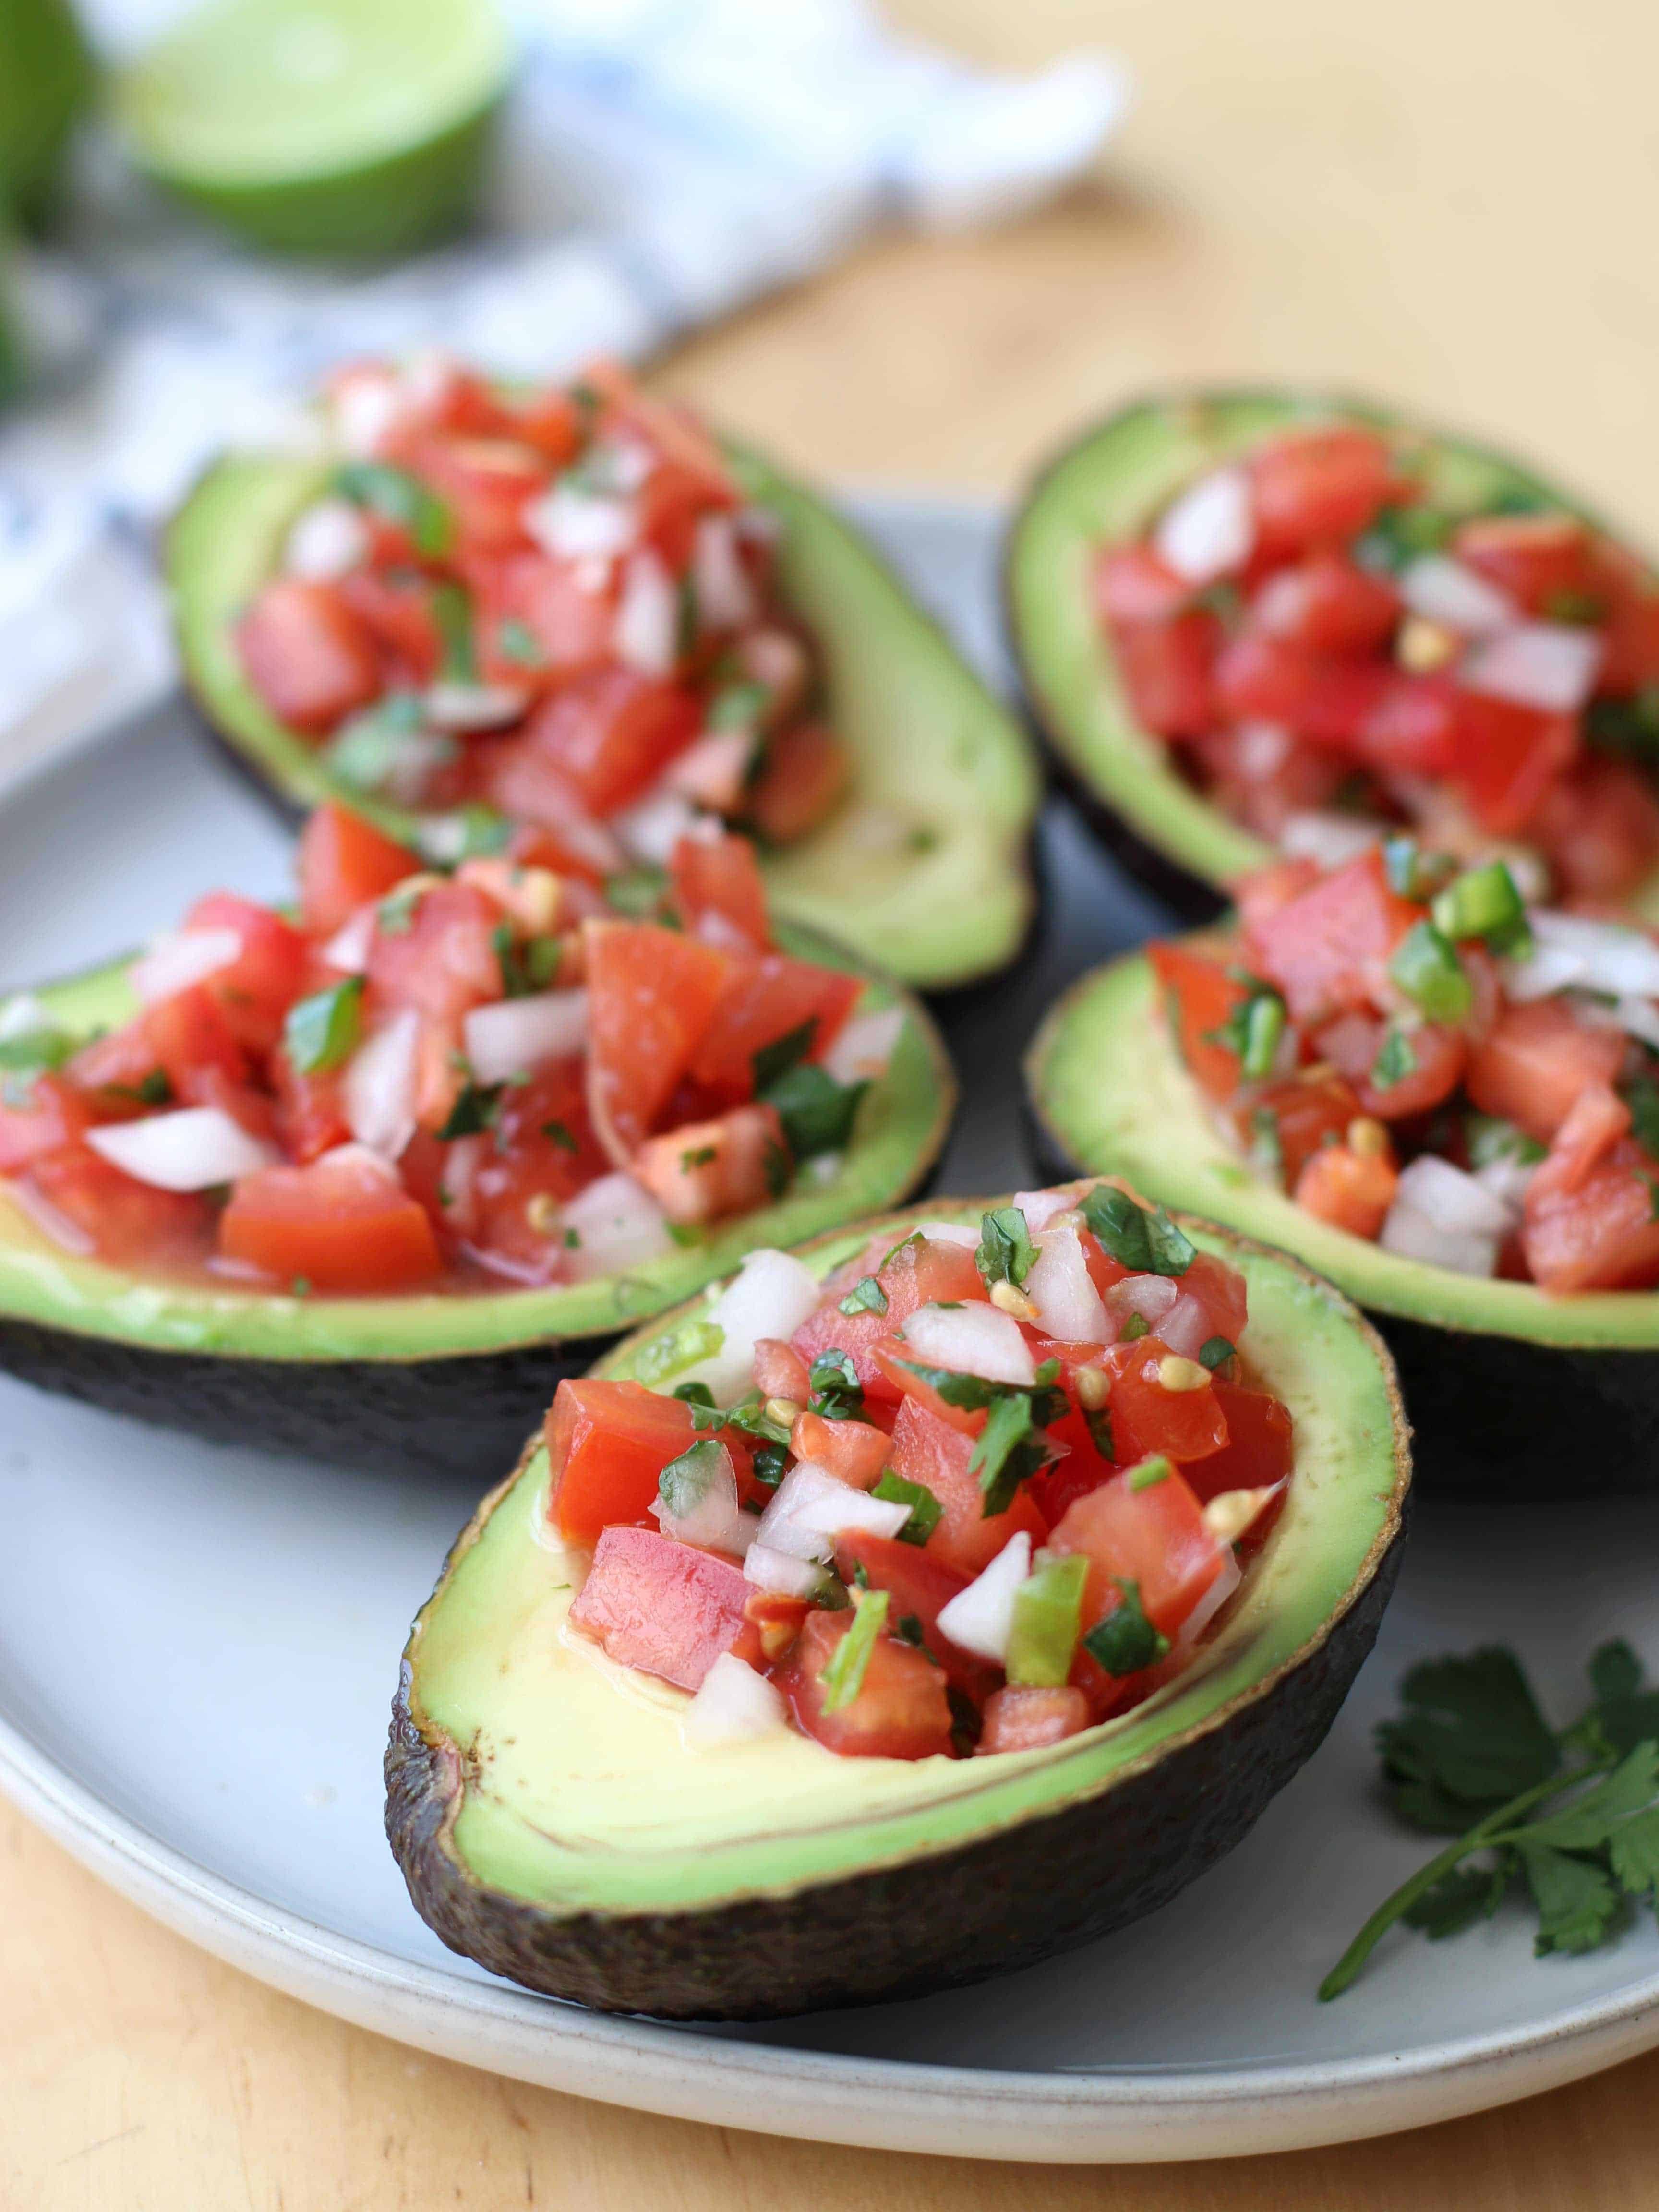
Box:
[762,1060,866,1158]
[1198,1335,1236,1371]
[751,1019,818,1096]
[377,883,424,935]
[818,1588,889,1713]
[1370,1026,1419,1092]
[838,1275,889,1317]
[332,460,453,558]
[807,1348,863,1420]
[1080,1185,1195,1277]
[1082,1579,1169,1677]
[495,617,547,669]
[436,1081,503,1141]
[603,866,669,919]
[282,975,364,1075]
[870,1470,942,1545]
[542,1118,579,1152]
[975,1204,1036,1290]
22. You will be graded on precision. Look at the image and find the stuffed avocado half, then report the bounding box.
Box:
[0,926,952,1480]
[386,1184,1409,2020]
[1006,389,1659,920]
[166,372,1040,990]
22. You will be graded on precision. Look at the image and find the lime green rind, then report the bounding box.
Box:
[165,445,1041,987]
[1007,387,1656,909]
[1029,948,1659,1350]
[0,930,952,1361]
[410,1198,1406,1916]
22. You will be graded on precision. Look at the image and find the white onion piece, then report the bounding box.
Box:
[675,1246,824,1404]
[1380,1205,1500,1277]
[691,513,757,630]
[0,992,48,1041]
[524,483,635,561]
[936,1533,1034,1664]
[315,1140,399,1180]
[613,550,678,675]
[1398,555,1517,636]
[286,497,368,581]
[86,1106,274,1191]
[1606,996,1659,1053]
[742,1542,825,1598]
[1279,812,1382,869]
[902,1300,1035,1386]
[666,727,754,808]
[321,904,378,975]
[1473,1154,1535,1219]
[1026,1222,1107,1345]
[911,1220,982,1250]
[462,990,588,1086]
[560,1172,673,1282]
[756,1461,845,1557]
[1462,622,1603,713]
[1103,1273,1180,1335]
[1170,1553,1243,1656]
[651,1443,754,1554]
[1012,1187,1076,1233]
[129,926,242,1006]
[612,787,709,866]
[1394,1154,1514,1237]
[683,1652,786,1747]
[1233,721,1293,778]
[1158,1291,1214,1360]
[789,1477,912,1544]
[343,1009,420,1161]
[424,682,528,731]
[330,373,401,459]
[1508,911,1659,1001]
[823,1006,904,1086]
[1154,467,1254,583]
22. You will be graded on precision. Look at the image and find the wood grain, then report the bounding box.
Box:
[11,0,1659,2199]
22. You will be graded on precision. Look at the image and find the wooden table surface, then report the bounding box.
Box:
[12,0,1659,2202]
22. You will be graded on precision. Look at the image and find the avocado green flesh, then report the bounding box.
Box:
[1028,947,1659,1349]
[404,1199,1405,1921]
[167,446,1039,988]
[1006,388,1659,922]
[0,927,951,1362]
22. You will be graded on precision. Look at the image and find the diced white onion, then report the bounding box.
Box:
[423,682,528,731]
[787,1470,913,1544]
[912,1220,981,1250]
[129,926,242,1006]
[901,1300,1035,1386]
[314,1140,399,1181]
[285,497,369,581]
[675,1246,825,1404]
[613,549,679,675]
[1380,1155,1510,1276]
[1025,1222,1107,1345]
[1103,1273,1180,1335]
[342,1009,420,1161]
[683,1652,787,1747]
[462,990,589,1086]
[651,1443,756,1555]
[691,513,757,630]
[330,369,402,458]
[523,483,636,562]
[1398,555,1517,636]
[1157,1291,1214,1360]
[742,1542,825,1598]
[1604,996,1659,1053]
[1279,812,1383,870]
[1154,467,1254,584]
[611,787,709,866]
[822,1006,904,1086]
[1380,1206,1500,1277]
[1505,911,1659,1003]
[0,993,48,1041]
[86,1106,274,1191]
[1013,1187,1077,1233]
[1461,622,1603,713]
[320,904,379,976]
[560,1172,673,1282]
[1472,1154,1535,1219]
[1170,1553,1243,1655]
[935,1533,1033,1664]
[666,727,755,809]
[1233,721,1293,778]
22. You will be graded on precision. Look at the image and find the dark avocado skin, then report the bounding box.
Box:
[0,1314,607,1479]
[384,1506,1406,2020]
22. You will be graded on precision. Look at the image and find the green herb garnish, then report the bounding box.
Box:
[1128,1455,1172,1490]
[1431,861,1529,957]
[1198,1336,1236,1372]
[1080,1186,1195,1278]
[1388,921,1473,1024]
[656,1436,727,1520]
[819,1588,890,1713]
[870,1470,943,1546]
[762,1061,866,1159]
[975,1204,1037,1290]
[436,1080,503,1140]
[333,460,453,558]
[1006,1556,1089,1687]
[751,1019,818,1095]
[1466,1112,1547,1170]
[807,1348,864,1420]
[602,866,670,919]
[495,617,547,669]
[1370,1027,1419,1092]
[838,1275,889,1317]
[1082,1579,1169,1677]
[282,975,364,1075]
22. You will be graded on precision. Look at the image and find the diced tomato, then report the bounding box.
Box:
[884,1395,1048,1578]
[1452,514,1596,617]
[1527,757,1659,906]
[1591,546,1659,695]
[568,1525,752,1691]
[977,1684,1091,1755]
[686,954,860,1106]
[182,893,309,1057]
[790,1232,982,1394]
[0,1072,95,1171]
[297,803,416,937]
[1245,851,1419,1023]
[671,831,770,952]
[407,435,547,555]
[632,1101,785,1225]
[1106,1335,1230,1465]
[479,551,617,684]
[791,1410,890,1489]
[1528,1080,1631,1202]
[830,1530,992,1693]
[1094,545,1193,625]
[21,1145,213,1268]
[217,1150,441,1292]
[544,1376,695,1544]
[1217,635,1396,746]
[467,1059,610,1271]
[1523,1140,1659,1292]
[1180,1252,1250,1345]
[746,723,849,846]
[1240,1071,1363,1186]
[1466,999,1626,1143]
[512,389,586,467]
[1048,1465,1227,1643]
[1113,609,1221,739]
[236,578,382,733]
[269,1047,350,1165]
[1359,1022,1467,1121]
[1249,550,1400,654]
[866,1337,984,1436]
[1184,1379,1295,1502]
[1353,672,1461,779]
[1445,693,1578,837]
[143,986,250,1100]
[66,1019,162,1099]
[1148,942,1248,1103]
[634,456,725,569]
[1235,859,1320,934]
[520,668,700,816]
[585,359,738,508]
[338,571,444,682]
[778,1609,953,1761]
[1293,1141,1397,1238]
[583,920,733,1160]
[1079,1230,1133,1305]
[1249,429,1398,560]
[366,880,502,1026]
[752,1336,811,1405]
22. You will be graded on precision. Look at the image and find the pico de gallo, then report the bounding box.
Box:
[1155,840,1659,1291]
[1098,423,1659,905]
[0,803,901,1295]
[235,353,849,863]
[551,1181,1291,1760]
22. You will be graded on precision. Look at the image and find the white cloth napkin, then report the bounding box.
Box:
[0,0,1128,791]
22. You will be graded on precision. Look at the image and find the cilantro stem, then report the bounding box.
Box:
[1318,1759,1612,2000]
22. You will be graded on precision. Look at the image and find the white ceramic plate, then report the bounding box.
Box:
[3,497,1659,2165]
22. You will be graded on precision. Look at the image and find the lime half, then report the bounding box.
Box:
[0,0,97,230]
[116,0,511,257]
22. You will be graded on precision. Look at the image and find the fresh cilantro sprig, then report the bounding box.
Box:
[1320,1641,1659,1999]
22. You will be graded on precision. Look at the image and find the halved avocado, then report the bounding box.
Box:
[1028,946,1659,1494]
[1004,388,1657,920]
[0,926,952,1479]
[166,442,1041,988]
[385,1188,1409,2020]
